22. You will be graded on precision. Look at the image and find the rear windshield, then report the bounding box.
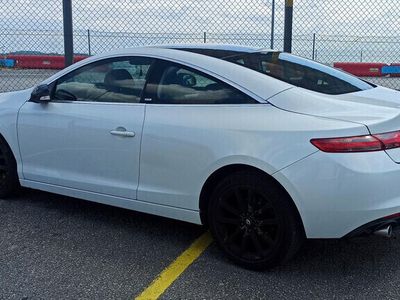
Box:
[179,49,374,95]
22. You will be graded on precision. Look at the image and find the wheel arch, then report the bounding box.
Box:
[0,132,18,163]
[199,164,305,234]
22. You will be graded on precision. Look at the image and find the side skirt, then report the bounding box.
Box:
[20,179,202,225]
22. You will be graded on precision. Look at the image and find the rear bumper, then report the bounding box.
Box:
[273,150,400,238]
[344,214,400,238]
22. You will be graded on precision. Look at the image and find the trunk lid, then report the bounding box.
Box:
[268,86,400,162]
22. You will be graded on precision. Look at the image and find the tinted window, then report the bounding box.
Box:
[53,57,154,103]
[178,49,374,95]
[223,52,365,95]
[145,61,257,104]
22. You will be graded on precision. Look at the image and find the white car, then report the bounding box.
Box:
[1,44,400,270]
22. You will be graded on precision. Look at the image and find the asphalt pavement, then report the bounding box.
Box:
[0,69,57,93]
[1,189,400,299]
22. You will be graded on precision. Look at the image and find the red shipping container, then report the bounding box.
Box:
[333,62,387,77]
[7,55,88,70]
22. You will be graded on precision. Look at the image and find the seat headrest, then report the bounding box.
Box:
[160,67,179,85]
[104,69,134,89]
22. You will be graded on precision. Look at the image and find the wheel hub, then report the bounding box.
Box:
[215,185,283,264]
[241,213,259,233]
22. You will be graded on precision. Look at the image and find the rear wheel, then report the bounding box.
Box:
[0,139,20,198]
[208,171,304,270]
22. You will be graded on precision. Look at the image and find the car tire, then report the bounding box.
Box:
[208,171,304,270]
[0,139,20,198]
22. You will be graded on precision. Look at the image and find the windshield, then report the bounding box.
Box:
[179,48,374,95]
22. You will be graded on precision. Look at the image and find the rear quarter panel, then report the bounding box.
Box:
[138,104,369,211]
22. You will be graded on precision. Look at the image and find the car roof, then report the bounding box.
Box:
[152,43,263,52]
[151,43,278,53]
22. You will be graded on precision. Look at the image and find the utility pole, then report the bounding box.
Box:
[63,0,74,67]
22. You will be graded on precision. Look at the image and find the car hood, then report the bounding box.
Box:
[0,88,33,108]
[268,86,400,135]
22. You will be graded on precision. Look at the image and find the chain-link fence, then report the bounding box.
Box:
[292,0,400,88]
[0,1,64,92]
[1,0,399,92]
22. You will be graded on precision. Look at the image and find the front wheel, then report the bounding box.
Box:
[208,171,304,270]
[0,139,20,198]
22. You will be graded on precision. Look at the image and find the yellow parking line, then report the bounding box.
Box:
[135,231,213,300]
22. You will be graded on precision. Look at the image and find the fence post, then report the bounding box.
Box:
[87,29,91,56]
[63,0,74,67]
[312,33,316,60]
[283,0,293,53]
[203,32,207,43]
[270,0,275,49]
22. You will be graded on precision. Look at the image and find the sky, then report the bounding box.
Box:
[0,0,399,62]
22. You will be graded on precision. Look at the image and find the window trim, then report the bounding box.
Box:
[44,53,267,104]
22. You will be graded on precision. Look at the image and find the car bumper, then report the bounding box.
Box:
[273,150,400,238]
[344,214,400,238]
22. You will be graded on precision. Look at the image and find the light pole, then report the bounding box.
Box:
[270,0,275,49]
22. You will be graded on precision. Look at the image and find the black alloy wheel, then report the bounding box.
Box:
[208,171,304,270]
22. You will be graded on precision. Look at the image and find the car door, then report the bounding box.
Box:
[138,59,259,209]
[17,56,154,199]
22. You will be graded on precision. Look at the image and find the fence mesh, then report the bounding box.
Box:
[292,0,400,88]
[1,0,399,92]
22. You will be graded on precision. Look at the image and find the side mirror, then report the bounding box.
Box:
[30,84,51,103]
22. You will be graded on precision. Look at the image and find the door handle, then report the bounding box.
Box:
[110,127,135,137]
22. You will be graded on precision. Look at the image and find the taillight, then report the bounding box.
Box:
[374,131,400,150]
[311,130,400,153]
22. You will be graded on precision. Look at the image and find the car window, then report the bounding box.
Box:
[53,57,154,103]
[178,48,374,95]
[223,52,374,95]
[145,61,258,105]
